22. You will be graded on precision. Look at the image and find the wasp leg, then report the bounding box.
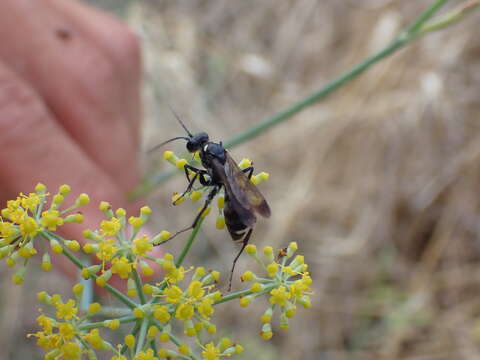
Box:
[228,228,253,291]
[173,164,209,205]
[241,166,254,180]
[158,185,221,244]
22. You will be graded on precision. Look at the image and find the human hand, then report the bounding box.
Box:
[0,0,153,280]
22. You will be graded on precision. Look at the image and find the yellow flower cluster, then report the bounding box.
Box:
[239,242,313,340]
[81,203,171,288]
[150,255,223,338]
[0,183,87,283]
[162,150,269,231]
[30,285,115,360]
[0,183,315,359]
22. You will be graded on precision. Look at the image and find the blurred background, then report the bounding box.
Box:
[2,1,480,359]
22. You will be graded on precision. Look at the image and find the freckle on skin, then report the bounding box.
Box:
[55,28,72,41]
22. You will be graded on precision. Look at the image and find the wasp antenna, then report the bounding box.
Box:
[167,103,193,137]
[148,136,190,154]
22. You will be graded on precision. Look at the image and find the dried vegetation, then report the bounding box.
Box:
[2,1,480,359]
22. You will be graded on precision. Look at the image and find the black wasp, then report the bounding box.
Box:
[151,113,271,290]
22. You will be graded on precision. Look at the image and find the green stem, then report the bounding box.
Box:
[121,321,141,355]
[419,1,479,34]
[151,320,201,360]
[175,217,205,267]
[404,0,448,34]
[132,268,147,305]
[214,284,277,305]
[150,339,158,357]
[78,315,137,331]
[97,306,131,317]
[130,0,460,198]
[135,317,149,355]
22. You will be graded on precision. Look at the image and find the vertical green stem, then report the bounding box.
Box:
[175,217,205,267]
[135,317,149,355]
[132,268,147,304]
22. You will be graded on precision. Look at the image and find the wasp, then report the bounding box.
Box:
[151,113,271,289]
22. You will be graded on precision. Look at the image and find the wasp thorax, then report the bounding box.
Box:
[186,132,209,152]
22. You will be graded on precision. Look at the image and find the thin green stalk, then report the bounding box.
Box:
[78,315,137,331]
[150,340,158,357]
[213,284,277,305]
[151,319,202,360]
[404,0,448,34]
[135,317,149,355]
[131,0,470,199]
[132,268,147,304]
[121,321,141,355]
[97,306,131,317]
[419,0,479,34]
[175,217,205,267]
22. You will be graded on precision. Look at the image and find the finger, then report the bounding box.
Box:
[0,60,128,279]
[49,0,142,146]
[0,0,140,192]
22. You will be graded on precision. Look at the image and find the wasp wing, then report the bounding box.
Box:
[224,152,271,218]
[208,157,257,229]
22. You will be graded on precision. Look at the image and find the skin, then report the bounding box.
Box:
[0,0,160,280]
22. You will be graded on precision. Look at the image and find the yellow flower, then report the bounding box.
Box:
[96,239,117,261]
[125,334,135,349]
[20,192,41,212]
[58,323,76,340]
[202,342,221,360]
[153,305,171,324]
[37,314,54,334]
[190,190,203,202]
[111,257,133,279]
[104,319,120,330]
[19,216,40,238]
[55,299,78,320]
[133,307,145,319]
[215,216,225,229]
[134,348,158,360]
[187,281,205,299]
[165,285,183,304]
[111,356,127,360]
[147,325,158,339]
[132,235,153,256]
[100,217,121,236]
[197,298,214,319]
[260,323,273,340]
[88,302,102,315]
[60,341,82,360]
[175,303,194,321]
[40,210,64,231]
[0,221,16,239]
[85,329,104,350]
[178,344,190,355]
[269,286,291,307]
[266,263,279,277]
[165,265,185,284]
[75,193,90,206]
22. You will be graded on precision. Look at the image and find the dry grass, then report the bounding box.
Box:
[3,1,480,359]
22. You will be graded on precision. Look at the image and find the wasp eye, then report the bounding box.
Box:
[186,141,199,153]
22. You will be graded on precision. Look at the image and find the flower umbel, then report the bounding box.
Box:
[0,184,88,278]
[240,242,313,339]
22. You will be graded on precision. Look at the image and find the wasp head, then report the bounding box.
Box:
[186,132,209,152]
